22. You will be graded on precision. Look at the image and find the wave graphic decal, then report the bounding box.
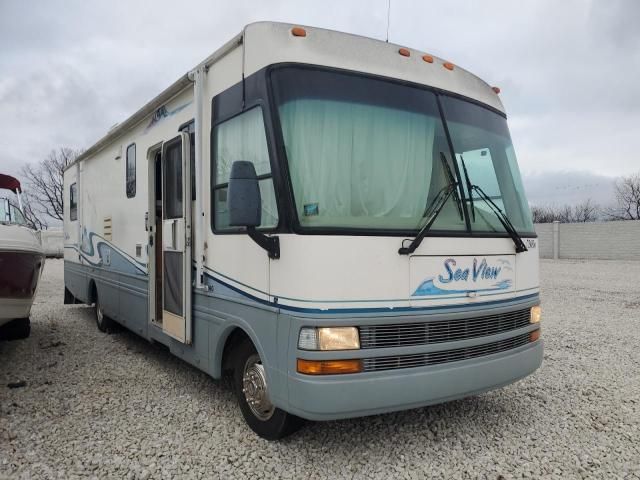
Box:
[74,229,147,275]
[412,278,512,297]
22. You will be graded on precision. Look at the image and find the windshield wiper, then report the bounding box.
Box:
[400,153,463,255]
[441,152,464,221]
[469,184,528,253]
[399,181,459,255]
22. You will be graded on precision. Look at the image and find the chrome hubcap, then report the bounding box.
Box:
[242,354,274,421]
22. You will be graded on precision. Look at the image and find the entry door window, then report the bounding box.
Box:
[164,141,183,220]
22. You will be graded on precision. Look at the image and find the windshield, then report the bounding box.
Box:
[441,97,534,233]
[272,67,533,234]
[0,198,28,226]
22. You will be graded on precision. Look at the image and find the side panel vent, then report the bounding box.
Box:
[103,216,112,241]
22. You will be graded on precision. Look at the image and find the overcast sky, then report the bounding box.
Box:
[1,0,639,185]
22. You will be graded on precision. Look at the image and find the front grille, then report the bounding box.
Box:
[362,332,531,372]
[359,308,530,349]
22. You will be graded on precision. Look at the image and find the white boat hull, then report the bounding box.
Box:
[0,224,45,323]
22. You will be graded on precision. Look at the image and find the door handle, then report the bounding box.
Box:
[172,220,177,249]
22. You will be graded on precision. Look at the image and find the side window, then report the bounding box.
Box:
[9,204,27,225]
[126,143,136,198]
[70,182,78,221]
[212,107,278,231]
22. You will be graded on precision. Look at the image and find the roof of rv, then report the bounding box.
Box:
[68,21,504,170]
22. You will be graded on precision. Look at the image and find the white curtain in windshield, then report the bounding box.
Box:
[280,99,436,228]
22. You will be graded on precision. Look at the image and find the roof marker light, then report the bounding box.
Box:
[291,27,307,37]
[422,54,434,63]
[398,48,410,57]
[443,62,455,71]
[492,86,501,94]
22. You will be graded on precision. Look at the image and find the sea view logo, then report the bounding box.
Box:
[439,258,502,284]
[412,257,513,297]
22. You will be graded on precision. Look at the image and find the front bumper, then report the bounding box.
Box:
[286,338,543,421]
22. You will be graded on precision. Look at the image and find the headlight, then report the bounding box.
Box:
[298,327,360,350]
[530,305,541,324]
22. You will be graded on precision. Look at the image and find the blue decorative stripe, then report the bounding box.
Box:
[412,278,512,297]
[203,271,539,315]
[202,265,536,305]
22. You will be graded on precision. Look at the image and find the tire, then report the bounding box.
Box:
[232,338,302,440]
[0,317,31,340]
[95,292,116,333]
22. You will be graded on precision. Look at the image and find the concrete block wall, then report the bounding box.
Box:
[534,223,554,259]
[535,220,640,260]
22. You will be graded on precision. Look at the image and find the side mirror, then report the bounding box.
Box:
[228,161,261,227]
[227,160,280,259]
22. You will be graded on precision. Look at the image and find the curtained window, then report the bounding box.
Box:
[273,67,466,232]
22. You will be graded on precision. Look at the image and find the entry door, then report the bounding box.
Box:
[161,132,191,343]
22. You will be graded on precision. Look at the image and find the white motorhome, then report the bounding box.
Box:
[63,22,542,439]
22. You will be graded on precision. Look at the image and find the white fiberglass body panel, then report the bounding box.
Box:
[243,22,504,114]
[268,236,539,312]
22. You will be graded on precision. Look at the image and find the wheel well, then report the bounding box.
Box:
[88,280,97,305]
[221,328,251,375]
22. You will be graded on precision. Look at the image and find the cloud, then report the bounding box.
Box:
[0,0,638,182]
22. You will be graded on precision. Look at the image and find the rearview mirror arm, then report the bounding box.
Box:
[247,227,280,259]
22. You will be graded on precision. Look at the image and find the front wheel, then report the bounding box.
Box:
[233,338,302,440]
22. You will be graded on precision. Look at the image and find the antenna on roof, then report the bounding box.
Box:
[385,0,391,42]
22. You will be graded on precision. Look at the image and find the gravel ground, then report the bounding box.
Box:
[1,259,639,479]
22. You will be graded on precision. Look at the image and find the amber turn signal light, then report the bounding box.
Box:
[291,27,307,37]
[529,329,541,342]
[443,62,455,71]
[398,48,410,57]
[422,54,434,63]
[297,359,362,375]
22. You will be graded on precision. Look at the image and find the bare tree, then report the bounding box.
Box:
[531,205,556,223]
[20,190,49,230]
[607,172,640,220]
[556,205,573,223]
[531,199,600,223]
[19,148,80,225]
[571,199,599,222]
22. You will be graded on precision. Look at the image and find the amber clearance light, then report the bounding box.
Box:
[291,27,307,37]
[297,359,362,375]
